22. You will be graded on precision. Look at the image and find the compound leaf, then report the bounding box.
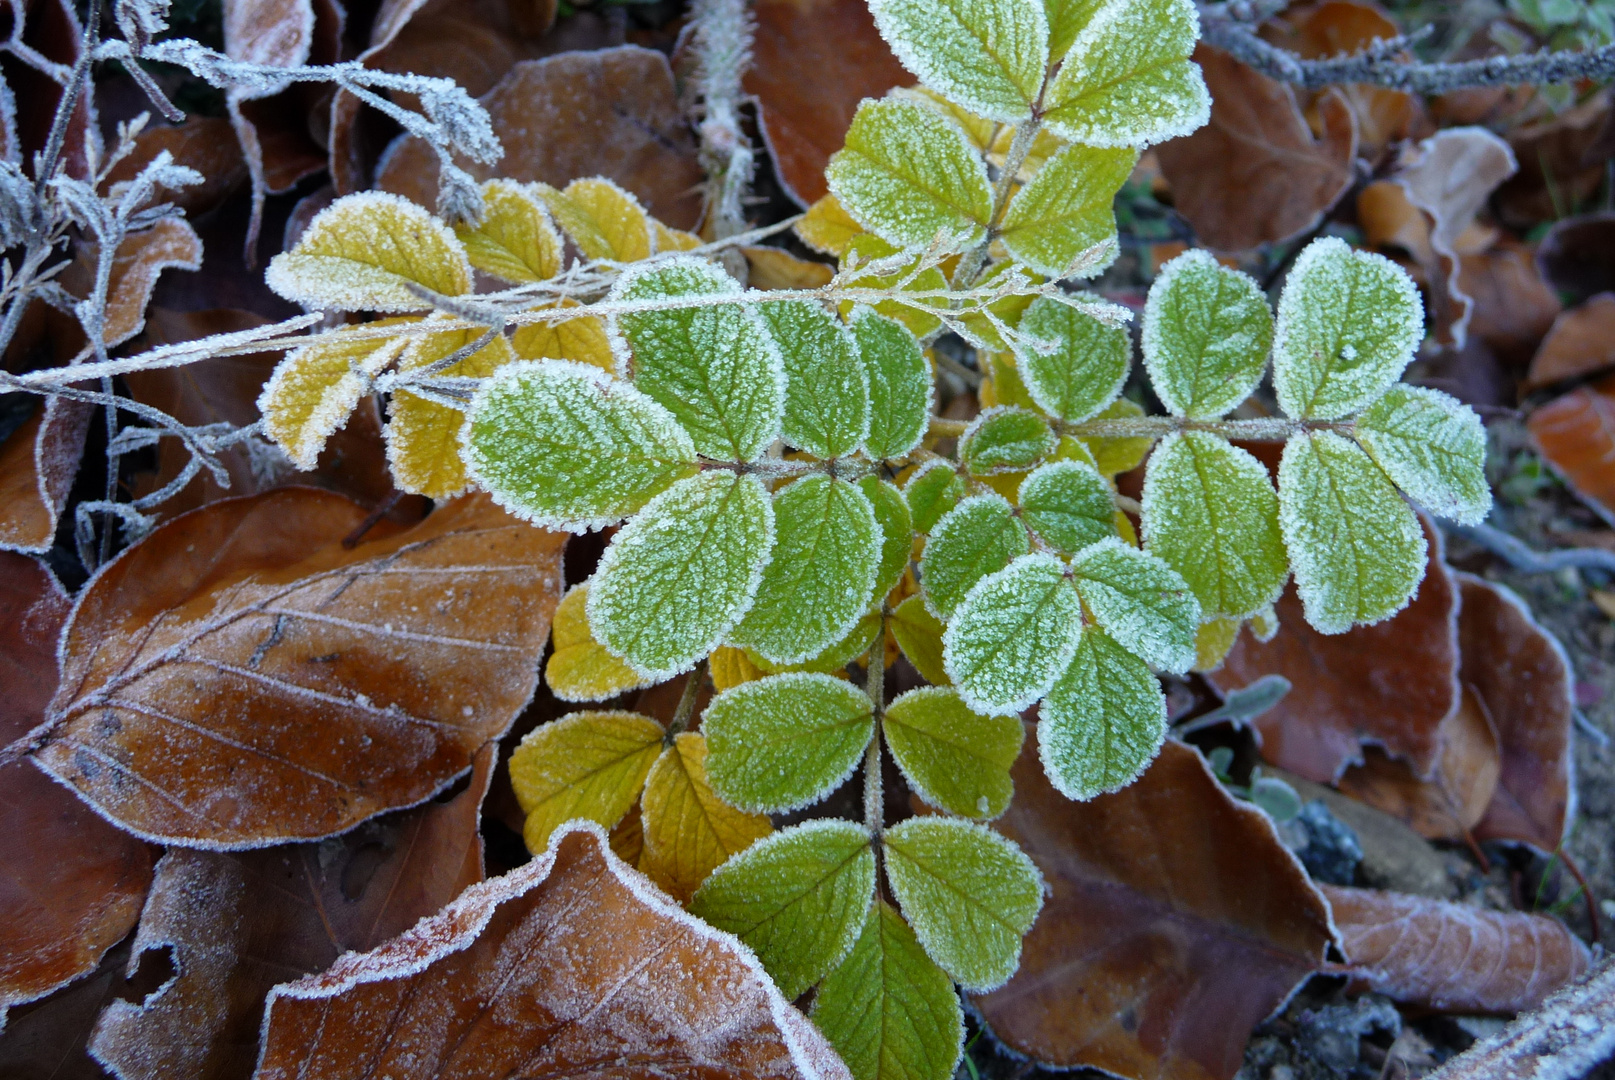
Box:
[960,407,1057,474]
[920,493,1030,620]
[545,584,651,702]
[944,553,1084,713]
[884,686,1023,818]
[1070,538,1200,673]
[761,300,869,460]
[1018,459,1116,553]
[853,306,932,460]
[509,711,664,853]
[1142,250,1273,419]
[454,179,562,284]
[1356,384,1491,525]
[840,237,949,338]
[641,733,772,903]
[999,143,1137,278]
[386,324,515,499]
[537,177,653,262]
[1014,298,1130,422]
[868,0,1049,122]
[258,324,410,469]
[890,594,951,686]
[1039,626,1168,798]
[860,476,913,602]
[905,460,965,535]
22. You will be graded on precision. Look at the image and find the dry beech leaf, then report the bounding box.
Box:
[1529,373,1615,527]
[70,218,204,353]
[255,822,850,1080]
[1457,241,1563,367]
[103,117,248,217]
[1496,96,1613,230]
[0,397,93,553]
[1270,1,1416,159]
[1525,293,1615,391]
[976,738,1335,1080]
[1155,46,1355,254]
[0,935,142,1079]
[34,490,564,848]
[1323,884,1590,1013]
[1536,211,1615,307]
[0,554,152,1028]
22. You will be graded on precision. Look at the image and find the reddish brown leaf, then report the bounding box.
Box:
[1323,884,1590,1013]
[255,822,850,1080]
[0,396,93,553]
[1536,212,1615,308]
[66,218,205,353]
[34,490,564,848]
[0,935,142,1079]
[1524,293,1615,390]
[1528,373,1615,527]
[1457,241,1563,367]
[976,739,1335,1080]
[0,0,99,180]
[103,117,249,218]
[1269,1,1416,159]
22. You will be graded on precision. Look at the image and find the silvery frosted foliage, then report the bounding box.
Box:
[0,162,41,250]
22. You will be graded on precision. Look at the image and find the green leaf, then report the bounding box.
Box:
[1272,237,1425,421]
[610,257,785,461]
[691,821,876,1000]
[859,477,913,602]
[955,262,1041,352]
[1019,459,1116,553]
[853,306,933,460]
[1077,397,1153,476]
[1013,297,1130,422]
[960,407,1057,474]
[731,476,881,665]
[1042,0,1210,148]
[453,179,561,285]
[867,0,1050,122]
[463,360,698,532]
[813,901,964,1080]
[545,584,653,703]
[943,553,1084,713]
[890,594,951,686]
[882,817,1043,991]
[1039,626,1166,798]
[1140,431,1287,619]
[588,471,775,679]
[884,686,1023,818]
[840,236,949,338]
[761,300,869,460]
[828,98,995,251]
[508,711,664,853]
[1046,0,1106,57]
[747,609,883,675]
[999,143,1137,278]
[904,460,965,535]
[1355,384,1491,525]
[703,673,875,813]
[1278,430,1427,634]
[1141,250,1273,419]
[1070,537,1200,672]
[920,493,1031,620]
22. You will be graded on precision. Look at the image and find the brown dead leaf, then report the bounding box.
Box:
[0,396,92,553]
[1528,373,1615,527]
[1496,92,1613,229]
[1269,1,1417,159]
[33,490,564,848]
[67,218,204,353]
[0,935,144,1079]
[1457,241,1563,368]
[0,0,99,180]
[1524,293,1615,390]
[977,739,1334,1080]
[255,822,850,1080]
[1536,212,1615,308]
[1323,884,1590,1013]
[103,117,248,218]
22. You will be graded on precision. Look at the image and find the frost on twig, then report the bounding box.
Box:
[684,0,756,265]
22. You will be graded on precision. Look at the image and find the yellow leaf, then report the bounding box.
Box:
[509,710,666,854]
[384,320,516,498]
[1194,616,1241,673]
[511,299,615,372]
[654,220,703,252]
[709,645,767,692]
[265,192,472,312]
[453,179,562,284]
[641,733,771,902]
[257,321,414,468]
[796,194,864,256]
[743,246,834,290]
[610,802,645,865]
[546,584,652,701]
[538,177,652,262]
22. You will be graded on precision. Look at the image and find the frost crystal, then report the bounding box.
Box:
[1018,459,1118,554]
[866,0,1049,122]
[1355,384,1491,526]
[943,553,1084,714]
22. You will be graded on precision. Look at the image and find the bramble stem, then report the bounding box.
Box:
[666,657,708,742]
[953,119,1042,290]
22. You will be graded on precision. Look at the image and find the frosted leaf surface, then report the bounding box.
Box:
[904,460,965,535]
[1272,237,1424,420]
[690,821,875,1000]
[386,323,515,499]
[731,476,880,665]
[265,191,472,312]
[827,98,994,251]
[1070,537,1200,673]
[890,594,951,686]
[797,194,867,257]
[746,609,883,677]
[1014,297,1130,422]
[1077,398,1154,477]
[883,686,1024,818]
[545,584,651,701]
[1018,459,1116,553]
[703,673,875,814]
[852,307,932,460]
[511,300,614,372]
[536,177,653,262]
[1278,430,1426,634]
[1356,384,1491,525]
[508,710,664,853]
[1142,250,1273,419]
[839,237,949,338]
[867,0,1049,122]
[453,179,561,284]
[462,360,697,533]
[944,553,1084,714]
[999,144,1136,278]
[1045,0,1107,57]
[611,257,785,462]
[919,493,1030,620]
[641,733,773,903]
[257,325,410,469]
[1042,0,1209,148]
[881,817,1043,991]
[760,300,869,460]
[859,477,913,602]
[960,407,1057,474]
[588,472,775,680]
[1039,626,1167,799]
[1140,432,1287,619]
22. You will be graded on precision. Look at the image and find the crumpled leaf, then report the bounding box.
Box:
[641,733,773,903]
[0,398,92,553]
[509,710,664,854]
[867,0,1048,123]
[544,583,651,702]
[1528,373,1615,526]
[1013,297,1130,423]
[78,218,204,350]
[1264,1,1414,159]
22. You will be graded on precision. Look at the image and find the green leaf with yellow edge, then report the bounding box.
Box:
[1046,0,1106,57]
[944,552,1084,714]
[859,477,913,602]
[881,817,1043,991]
[1077,397,1153,476]
[536,176,652,262]
[641,732,772,903]
[453,179,561,284]
[1142,250,1273,419]
[462,359,698,533]
[703,673,875,813]
[999,144,1136,278]
[890,594,951,686]
[1019,459,1115,553]
[1278,430,1426,634]
[839,236,949,339]
[746,608,882,675]
[1070,537,1200,672]
[257,323,411,469]
[852,305,933,460]
[386,323,515,498]
[545,584,651,702]
[511,300,614,371]
[960,407,1056,475]
[904,460,965,535]
[1038,625,1166,799]
[690,821,875,1000]
[868,0,1049,122]
[1194,614,1241,672]
[797,194,866,257]
[1014,297,1130,422]
[920,493,1030,620]
[508,710,665,853]
[761,300,869,460]
[883,686,1023,818]
[1355,384,1490,525]
[265,192,471,312]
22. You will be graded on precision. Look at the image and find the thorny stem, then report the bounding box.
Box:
[666,657,709,742]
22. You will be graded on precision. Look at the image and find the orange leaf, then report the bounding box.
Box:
[102,116,247,217]
[71,218,204,352]
[0,397,92,553]
[1536,212,1615,308]
[1271,1,1417,158]
[1525,293,1615,391]
[1529,373,1615,526]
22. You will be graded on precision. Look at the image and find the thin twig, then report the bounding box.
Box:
[1446,521,1615,575]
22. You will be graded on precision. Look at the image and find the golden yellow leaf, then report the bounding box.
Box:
[709,645,767,692]
[384,321,516,498]
[258,321,414,469]
[545,584,652,701]
[1194,616,1241,673]
[610,802,645,865]
[511,300,616,372]
[654,220,703,252]
[795,194,864,256]
[743,246,834,290]
[509,710,666,854]
[641,733,771,902]
[538,177,652,262]
[454,179,562,284]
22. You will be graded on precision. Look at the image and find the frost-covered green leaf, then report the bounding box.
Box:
[827,98,994,250]
[1019,459,1116,553]
[588,472,775,679]
[1142,250,1273,419]
[1070,537,1200,672]
[904,460,965,534]
[703,673,875,813]
[840,236,949,338]
[999,144,1136,278]
[1042,0,1210,148]
[1141,432,1287,619]
[882,817,1043,991]
[944,553,1084,713]
[761,300,869,460]
[1272,237,1424,421]
[747,608,882,676]
[1077,397,1153,476]
[1014,297,1130,422]
[859,476,913,601]
[610,257,784,461]
[813,900,964,1080]
[508,711,664,853]
[690,820,875,1000]
[891,594,951,686]
[463,360,698,532]
[545,584,651,702]
[731,476,880,665]
[1355,384,1491,525]
[853,306,933,460]
[960,407,1057,475]
[884,687,1023,818]
[1046,0,1106,56]
[1278,430,1427,634]
[868,0,1049,122]
[1039,626,1166,798]
[453,179,561,285]
[920,493,1031,620]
